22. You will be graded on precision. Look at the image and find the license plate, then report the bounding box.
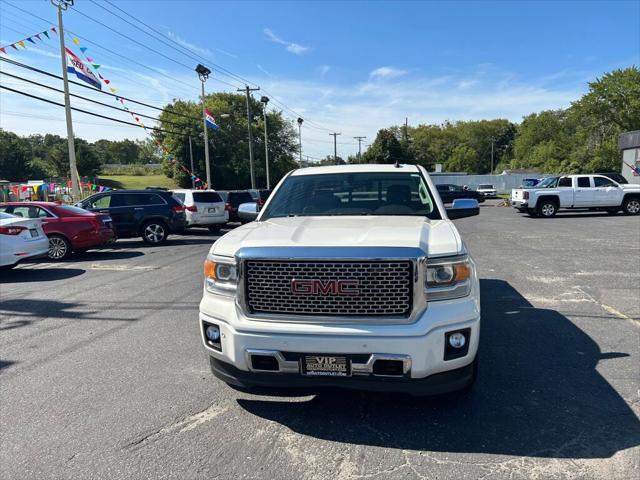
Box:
[302,355,350,377]
[29,228,39,237]
[208,208,217,213]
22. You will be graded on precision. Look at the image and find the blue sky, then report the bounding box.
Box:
[1,0,638,160]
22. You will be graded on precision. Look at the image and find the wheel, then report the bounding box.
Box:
[536,200,558,218]
[527,208,538,217]
[207,225,221,233]
[48,234,71,260]
[141,220,168,245]
[622,197,640,215]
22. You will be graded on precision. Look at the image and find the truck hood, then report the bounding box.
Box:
[211,216,462,258]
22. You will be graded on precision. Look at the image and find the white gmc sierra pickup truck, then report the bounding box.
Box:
[511,174,640,217]
[199,164,481,396]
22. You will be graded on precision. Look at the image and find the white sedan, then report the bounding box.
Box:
[0,212,49,269]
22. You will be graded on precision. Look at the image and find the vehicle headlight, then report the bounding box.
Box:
[204,255,237,296]
[425,256,473,301]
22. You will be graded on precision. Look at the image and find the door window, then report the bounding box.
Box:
[88,195,111,209]
[12,206,52,218]
[577,177,591,188]
[558,177,572,187]
[593,176,616,187]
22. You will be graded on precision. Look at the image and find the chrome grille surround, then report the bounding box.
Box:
[235,246,427,324]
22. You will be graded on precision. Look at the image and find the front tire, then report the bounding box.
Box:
[622,197,640,215]
[48,234,71,260]
[537,200,558,218]
[141,220,168,245]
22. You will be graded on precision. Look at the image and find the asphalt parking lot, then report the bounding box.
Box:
[1,203,639,480]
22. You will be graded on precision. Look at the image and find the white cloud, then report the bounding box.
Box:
[256,64,273,78]
[166,31,212,56]
[369,66,408,79]
[263,28,309,55]
[318,65,330,77]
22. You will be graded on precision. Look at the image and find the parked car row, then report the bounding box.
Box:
[0,188,272,266]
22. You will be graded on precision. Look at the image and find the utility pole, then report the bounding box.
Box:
[353,136,366,163]
[188,135,195,189]
[51,0,79,199]
[260,96,270,189]
[330,132,341,164]
[490,137,495,174]
[195,64,212,187]
[238,85,260,189]
[297,117,304,167]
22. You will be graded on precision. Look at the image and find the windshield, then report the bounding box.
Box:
[58,205,92,215]
[261,171,440,219]
[535,177,559,188]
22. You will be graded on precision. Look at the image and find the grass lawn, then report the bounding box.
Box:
[98,175,178,190]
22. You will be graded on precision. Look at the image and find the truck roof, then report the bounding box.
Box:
[291,163,421,176]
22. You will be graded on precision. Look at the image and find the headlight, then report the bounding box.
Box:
[204,255,237,296]
[425,256,472,301]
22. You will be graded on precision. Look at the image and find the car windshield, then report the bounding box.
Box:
[535,177,558,188]
[478,184,494,189]
[261,171,440,219]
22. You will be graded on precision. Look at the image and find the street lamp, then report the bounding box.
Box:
[260,96,270,189]
[195,63,212,188]
[297,117,304,167]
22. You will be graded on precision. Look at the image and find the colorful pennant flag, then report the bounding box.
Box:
[204,108,219,130]
[18,40,25,48]
[65,47,102,89]
[26,37,36,44]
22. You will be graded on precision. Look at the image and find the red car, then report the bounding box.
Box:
[0,202,116,260]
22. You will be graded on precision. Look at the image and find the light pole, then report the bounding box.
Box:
[238,85,260,190]
[353,136,366,163]
[260,96,270,189]
[297,117,303,166]
[195,63,212,187]
[51,0,79,199]
[330,132,341,164]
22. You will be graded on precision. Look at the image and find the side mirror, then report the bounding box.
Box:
[446,198,479,219]
[237,202,259,222]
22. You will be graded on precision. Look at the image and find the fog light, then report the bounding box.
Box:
[206,325,220,342]
[448,332,466,349]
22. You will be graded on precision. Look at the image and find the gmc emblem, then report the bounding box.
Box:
[291,279,360,296]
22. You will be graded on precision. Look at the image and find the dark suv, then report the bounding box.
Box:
[78,190,186,245]
[217,190,255,222]
[435,184,485,204]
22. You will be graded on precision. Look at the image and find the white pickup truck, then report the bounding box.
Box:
[511,174,640,217]
[199,164,481,396]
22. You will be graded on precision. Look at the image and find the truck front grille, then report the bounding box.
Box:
[245,260,413,317]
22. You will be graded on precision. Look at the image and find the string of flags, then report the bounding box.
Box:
[1,181,112,202]
[68,36,208,187]
[0,27,57,55]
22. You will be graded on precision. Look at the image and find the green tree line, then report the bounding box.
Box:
[359,67,639,174]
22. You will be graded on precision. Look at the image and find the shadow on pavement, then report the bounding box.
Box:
[72,250,145,261]
[0,268,85,283]
[237,279,640,459]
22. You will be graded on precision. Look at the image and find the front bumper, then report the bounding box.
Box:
[199,284,480,394]
[209,355,476,396]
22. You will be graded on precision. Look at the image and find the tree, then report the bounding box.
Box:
[362,129,406,164]
[0,130,32,181]
[445,145,480,173]
[156,92,298,189]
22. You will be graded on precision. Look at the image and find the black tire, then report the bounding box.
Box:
[527,208,538,217]
[622,197,640,216]
[141,220,168,245]
[207,225,221,233]
[536,199,558,218]
[48,234,72,260]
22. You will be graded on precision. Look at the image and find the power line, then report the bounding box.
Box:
[0,70,189,128]
[3,1,201,95]
[0,84,188,136]
[0,56,200,121]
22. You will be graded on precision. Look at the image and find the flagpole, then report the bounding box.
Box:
[52,0,79,200]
